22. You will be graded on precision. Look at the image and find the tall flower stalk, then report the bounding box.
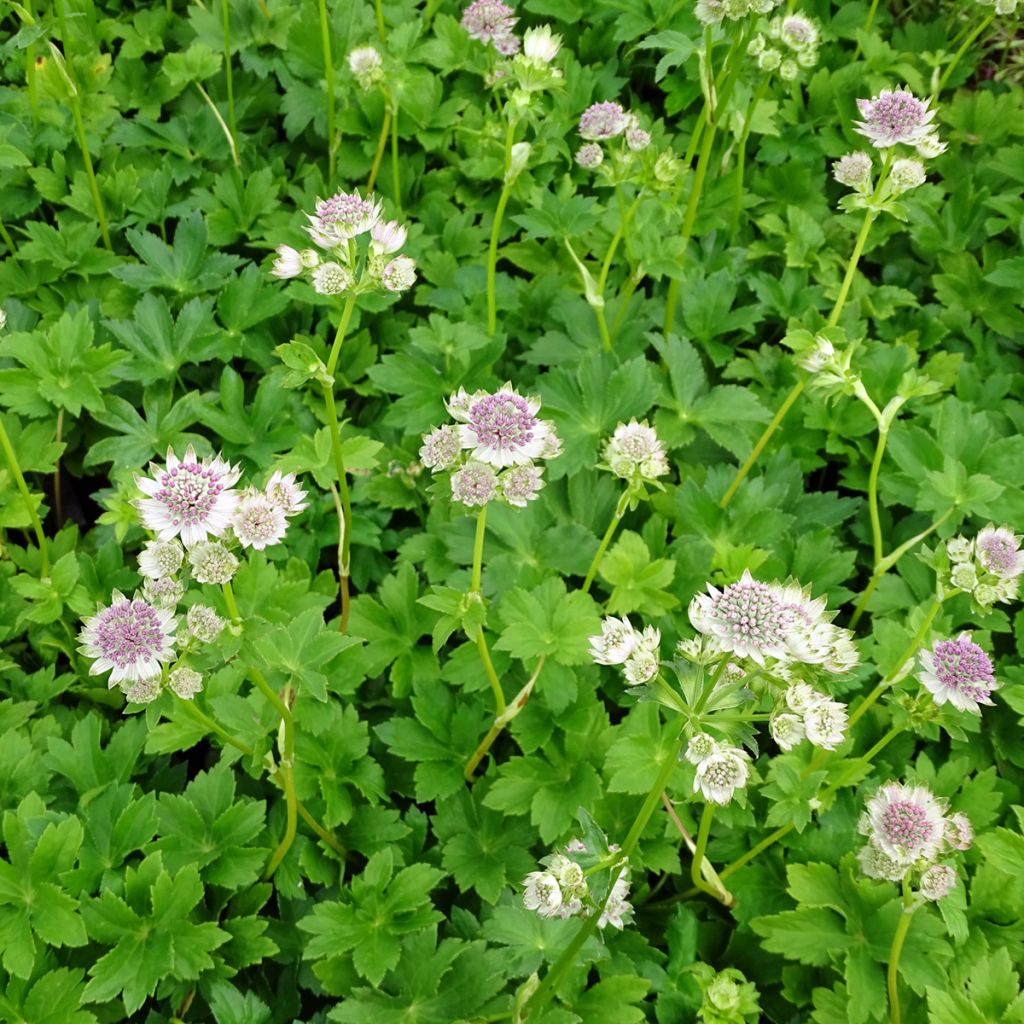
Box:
[0,415,50,576]
[318,0,336,181]
[220,0,238,166]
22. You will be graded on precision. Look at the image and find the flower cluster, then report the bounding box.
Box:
[461,0,518,55]
[575,100,650,169]
[748,14,820,80]
[695,0,782,25]
[918,632,999,714]
[687,964,762,1024]
[588,616,662,686]
[347,46,384,90]
[946,525,1022,607]
[789,330,861,398]
[858,781,971,902]
[420,384,561,508]
[271,190,416,296]
[771,683,849,751]
[522,840,632,929]
[686,734,751,805]
[602,419,669,484]
[689,570,858,674]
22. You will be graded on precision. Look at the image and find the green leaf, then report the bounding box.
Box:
[494,577,602,665]
[598,531,679,616]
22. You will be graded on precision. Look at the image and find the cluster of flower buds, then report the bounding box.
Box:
[685,733,752,805]
[695,0,782,25]
[271,190,416,296]
[347,45,384,90]
[588,616,662,687]
[522,838,633,929]
[77,451,308,704]
[917,632,999,715]
[770,683,849,751]
[748,14,820,80]
[858,781,972,902]
[689,570,858,676]
[419,384,561,508]
[601,419,670,485]
[687,964,762,1024]
[574,100,651,171]
[786,329,861,399]
[945,525,1022,608]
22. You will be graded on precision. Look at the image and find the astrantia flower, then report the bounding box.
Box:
[785,682,826,713]
[271,245,304,279]
[79,592,177,686]
[420,425,463,471]
[232,492,289,551]
[918,633,997,714]
[889,158,926,194]
[689,570,792,665]
[348,46,384,89]
[264,470,308,516]
[125,679,161,704]
[803,700,848,750]
[523,24,561,63]
[450,461,499,507]
[461,0,517,46]
[598,873,633,930]
[975,524,1022,579]
[454,384,558,468]
[623,648,659,686]
[579,101,629,141]
[143,577,185,609]
[694,746,750,805]
[833,151,873,191]
[311,262,354,295]
[861,782,946,866]
[625,127,651,151]
[780,14,817,48]
[138,540,184,581]
[685,732,719,765]
[945,811,973,851]
[186,604,225,644]
[135,447,241,548]
[920,864,957,902]
[857,841,908,882]
[370,219,407,256]
[575,143,604,168]
[168,665,203,699]
[188,541,239,585]
[589,616,640,665]
[770,713,805,751]
[604,419,669,481]
[306,191,382,248]
[522,871,562,917]
[854,88,936,149]
[380,255,417,293]
[500,463,544,507]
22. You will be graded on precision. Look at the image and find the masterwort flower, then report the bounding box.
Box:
[232,491,289,551]
[186,604,225,644]
[452,384,559,468]
[380,255,417,293]
[188,541,239,585]
[522,871,563,917]
[575,143,604,169]
[138,540,184,580]
[135,446,241,548]
[860,782,946,866]
[264,470,309,517]
[499,463,544,507]
[604,419,669,482]
[918,633,998,714]
[311,262,354,296]
[920,864,957,901]
[975,524,1023,578]
[306,190,383,249]
[450,461,499,507]
[79,592,177,687]
[168,665,203,699]
[461,0,517,50]
[523,24,561,64]
[803,699,849,749]
[945,812,974,851]
[857,841,908,882]
[854,88,936,149]
[685,732,719,765]
[693,746,750,804]
[770,713,805,751]
[419,425,462,471]
[589,616,641,665]
[578,101,629,141]
[833,151,873,192]
[348,45,384,89]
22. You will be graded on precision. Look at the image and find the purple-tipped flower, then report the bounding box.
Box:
[370,219,408,256]
[945,812,974,851]
[135,447,241,548]
[461,0,517,49]
[589,616,640,665]
[380,255,417,293]
[976,525,1022,579]
[578,102,629,141]
[420,425,463,471]
[454,384,558,468]
[450,461,499,507]
[79,592,177,687]
[271,245,304,279]
[500,463,544,507]
[920,864,957,901]
[264,470,308,517]
[575,143,604,169]
[854,88,936,149]
[306,190,382,248]
[918,632,998,714]
[861,782,946,866]
[232,492,289,551]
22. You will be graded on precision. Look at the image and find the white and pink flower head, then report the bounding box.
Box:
[578,101,629,141]
[918,632,998,714]
[264,470,309,517]
[451,383,559,468]
[79,591,177,687]
[860,782,946,867]
[306,190,382,249]
[854,88,936,149]
[135,446,241,548]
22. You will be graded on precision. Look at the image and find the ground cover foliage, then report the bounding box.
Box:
[1,0,1024,1020]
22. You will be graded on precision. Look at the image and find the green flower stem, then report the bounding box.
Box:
[221,0,238,165]
[867,426,888,568]
[887,879,918,1024]
[849,510,952,629]
[375,0,386,40]
[582,490,630,594]
[464,656,545,780]
[486,119,517,336]
[690,802,718,897]
[523,726,686,1020]
[50,1,112,251]
[222,582,241,626]
[194,82,240,169]
[366,103,392,193]
[390,100,402,212]
[0,216,14,252]
[469,505,507,715]
[718,824,790,881]
[935,12,995,96]
[0,415,49,576]
[731,77,770,237]
[324,293,359,633]
[318,0,336,182]
[660,793,733,905]
[852,0,881,60]
[596,194,643,350]
[25,0,38,123]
